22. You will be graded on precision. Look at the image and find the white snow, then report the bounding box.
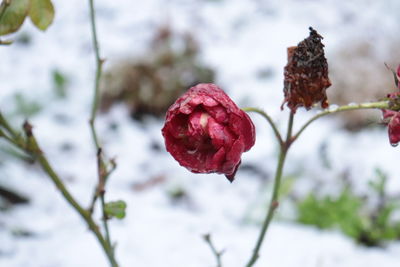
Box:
[1,0,400,266]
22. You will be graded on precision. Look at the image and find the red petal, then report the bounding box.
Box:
[223,137,245,175]
[388,113,400,145]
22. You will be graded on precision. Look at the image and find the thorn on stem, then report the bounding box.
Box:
[203,233,211,242]
[23,121,33,137]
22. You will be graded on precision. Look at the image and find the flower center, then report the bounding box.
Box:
[199,113,209,129]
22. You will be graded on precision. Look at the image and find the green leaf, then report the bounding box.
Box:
[28,0,54,31]
[0,0,30,36]
[13,93,42,117]
[52,69,68,98]
[104,200,127,220]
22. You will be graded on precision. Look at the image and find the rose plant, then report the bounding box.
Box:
[162,28,400,267]
[1,2,400,266]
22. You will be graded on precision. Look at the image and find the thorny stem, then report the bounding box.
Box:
[244,100,390,266]
[24,127,117,267]
[203,234,223,267]
[88,0,103,150]
[88,158,116,214]
[88,160,116,213]
[1,121,116,267]
[242,107,283,146]
[87,1,118,266]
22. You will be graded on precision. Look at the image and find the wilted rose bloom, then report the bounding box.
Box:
[382,92,400,146]
[283,27,331,113]
[162,83,255,181]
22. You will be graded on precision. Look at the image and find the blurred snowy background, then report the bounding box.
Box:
[1,0,400,266]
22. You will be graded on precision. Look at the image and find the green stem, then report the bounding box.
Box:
[292,101,389,142]
[87,1,118,266]
[0,0,11,22]
[245,112,294,267]
[100,194,118,267]
[244,100,389,266]
[0,112,19,140]
[101,195,112,245]
[245,145,287,267]
[243,107,283,146]
[88,0,103,150]
[19,123,116,267]
[88,158,116,214]
[0,128,20,148]
[286,112,294,144]
[1,119,116,263]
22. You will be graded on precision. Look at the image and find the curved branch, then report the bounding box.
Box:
[242,107,283,146]
[292,101,389,142]
[244,112,294,267]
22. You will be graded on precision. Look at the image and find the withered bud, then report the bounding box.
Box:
[283,27,331,113]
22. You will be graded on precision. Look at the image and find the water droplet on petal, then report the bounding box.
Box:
[390,142,398,147]
[187,148,198,154]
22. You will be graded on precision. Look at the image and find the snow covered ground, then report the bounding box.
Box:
[1,0,400,266]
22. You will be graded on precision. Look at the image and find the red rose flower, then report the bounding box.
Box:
[382,92,400,146]
[162,83,255,182]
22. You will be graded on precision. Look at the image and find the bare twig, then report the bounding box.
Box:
[203,234,224,267]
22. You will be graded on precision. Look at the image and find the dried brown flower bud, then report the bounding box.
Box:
[283,27,331,113]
